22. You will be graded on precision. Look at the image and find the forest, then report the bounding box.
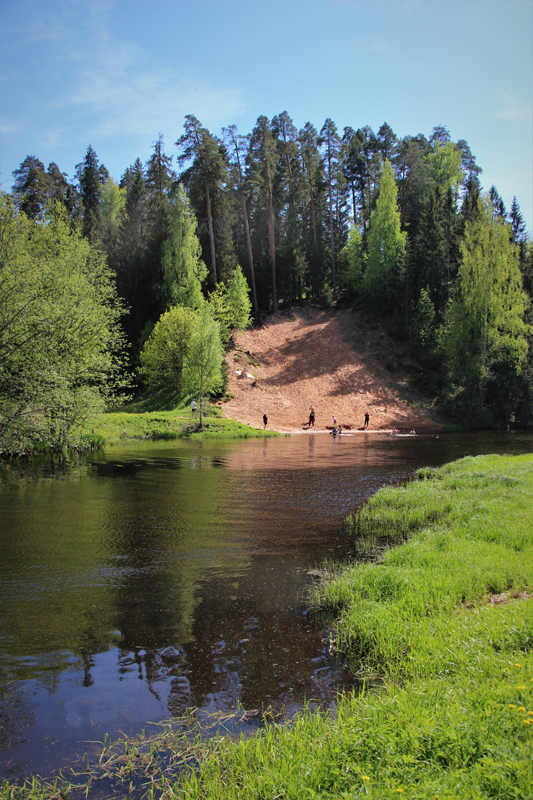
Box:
[2,113,533,451]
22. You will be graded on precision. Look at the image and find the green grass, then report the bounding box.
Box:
[2,454,532,799]
[91,402,278,445]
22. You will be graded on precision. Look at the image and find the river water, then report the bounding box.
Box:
[1,431,532,779]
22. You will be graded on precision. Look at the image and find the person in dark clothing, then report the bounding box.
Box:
[363,412,369,429]
[309,406,315,428]
[263,412,268,429]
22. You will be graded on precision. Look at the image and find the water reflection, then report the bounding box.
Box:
[1,432,532,778]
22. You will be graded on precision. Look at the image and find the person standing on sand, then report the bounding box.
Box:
[363,412,369,429]
[263,412,268,429]
[309,406,315,428]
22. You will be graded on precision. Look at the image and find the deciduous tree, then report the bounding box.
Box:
[445,196,530,425]
[364,160,406,307]
[0,197,128,452]
[138,305,198,396]
[185,305,224,425]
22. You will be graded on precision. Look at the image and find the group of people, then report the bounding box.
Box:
[261,408,415,435]
[305,407,372,432]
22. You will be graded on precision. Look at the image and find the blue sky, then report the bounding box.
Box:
[1,0,532,230]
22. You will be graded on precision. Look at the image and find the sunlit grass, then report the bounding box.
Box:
[91,402,278,445]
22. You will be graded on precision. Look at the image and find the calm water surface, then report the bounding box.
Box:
[1,431,532,778]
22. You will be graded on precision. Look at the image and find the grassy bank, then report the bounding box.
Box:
[2,454,532,799]
[91,402,278,446]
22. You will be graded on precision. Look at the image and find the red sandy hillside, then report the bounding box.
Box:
[221,306,442,434]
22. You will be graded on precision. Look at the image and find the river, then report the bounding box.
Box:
[1,431,532,780]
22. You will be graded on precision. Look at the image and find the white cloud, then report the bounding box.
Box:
[59,64,244,141]
[491,89,533,122]
[41,4,245,142]
[0,117,22,135]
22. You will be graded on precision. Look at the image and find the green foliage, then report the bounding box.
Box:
[0,196,128,454]
[177,115,233,287]
[12,120,530,429]
[339,223,364,295]
[208,282,232,343]
[208,265,252,344]
[410,286,437,350]
[138,302,224,425]
[100,176,126,252]
[138,305,198,394]
[227,264,252,330]
[364,160,407,307]
[161,184,207,311]
[76,144,105,244]
[425,139,464,194]
[186,305,224,424]
[445,195,530,425]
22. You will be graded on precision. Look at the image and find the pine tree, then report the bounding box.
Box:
[456,139,483,182]
[319,118,341,292]
[489,186,506,219]
[12,156,49,219]
[146,134,175,200]
[248,116,279,312]
[429,125,451,147]
[298,122,323,295]
[145,135,176,315]
[177,116,229,288]
[272,111,305,305]
[509,197,527,244]
[76,145,105,244]
[223,125,259,317]
[376,122,398,167]
[117,158,149,344]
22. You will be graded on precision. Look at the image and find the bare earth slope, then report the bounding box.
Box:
[221,307,442,434]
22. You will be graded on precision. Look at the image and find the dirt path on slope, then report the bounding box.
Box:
[221,306,442,434]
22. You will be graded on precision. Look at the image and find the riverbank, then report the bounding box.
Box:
[2,451,531,799]
[174,453,533,799]
[92,404,279,446]
[0,408,277,458]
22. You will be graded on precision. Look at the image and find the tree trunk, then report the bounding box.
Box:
[241,189,259,318]
[268,186,277,312]
[309,175,317,248]
[228,129,259,319]
[206,186,217,286]
[327,142,336,292]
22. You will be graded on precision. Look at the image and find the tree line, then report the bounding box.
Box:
[3,113,533,449]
